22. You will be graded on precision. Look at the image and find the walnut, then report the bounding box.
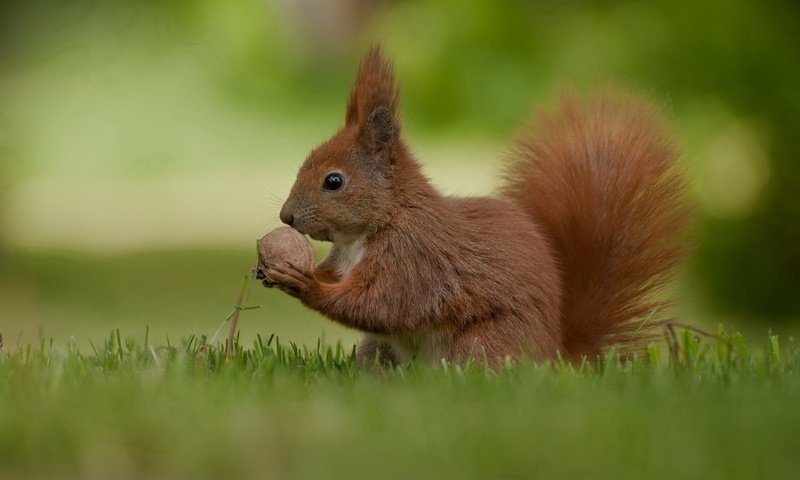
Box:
[255,227,315,283]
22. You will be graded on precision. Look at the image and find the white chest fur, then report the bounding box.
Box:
[333,237,366,278]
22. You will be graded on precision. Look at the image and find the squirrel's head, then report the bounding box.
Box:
[280,46,405,243]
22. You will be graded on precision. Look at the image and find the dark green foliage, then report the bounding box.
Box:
[5,0,798,320]
[1,0,798,351]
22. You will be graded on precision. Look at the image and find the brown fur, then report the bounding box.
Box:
[265,46,690,366]
[502,91,691,360]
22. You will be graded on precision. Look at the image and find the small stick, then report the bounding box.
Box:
[660,319,719,366]
[662,320,680,360]
[660,319,718,339]
[225,273,251,360]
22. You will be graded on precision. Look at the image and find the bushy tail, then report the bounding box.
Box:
[502,90,691,359]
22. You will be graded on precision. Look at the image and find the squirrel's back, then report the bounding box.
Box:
[502,90,691,360]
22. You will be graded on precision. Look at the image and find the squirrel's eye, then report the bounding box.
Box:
[323,173,344,191]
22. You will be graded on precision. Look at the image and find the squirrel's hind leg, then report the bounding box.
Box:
[356,335,399,367]
[448,314,558,367]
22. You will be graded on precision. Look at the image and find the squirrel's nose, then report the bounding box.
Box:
[279,208,294,226]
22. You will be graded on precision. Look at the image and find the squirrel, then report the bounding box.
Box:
[260,46,691,366]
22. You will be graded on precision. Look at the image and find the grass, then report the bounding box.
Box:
[1,251,798,479]
[1,326,798,480]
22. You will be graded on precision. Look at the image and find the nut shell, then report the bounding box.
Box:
[256,227,315,281]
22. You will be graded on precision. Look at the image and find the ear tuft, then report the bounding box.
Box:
[345,45,400,130]
[364,106,397,156]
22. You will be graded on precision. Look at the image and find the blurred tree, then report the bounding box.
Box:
[277,0,385,58]
[0,0,798,321]
[369,0,800,321]
[634,0,800,320]
[0,142,8,275]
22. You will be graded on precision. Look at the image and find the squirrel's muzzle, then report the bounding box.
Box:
[279,205,294,226]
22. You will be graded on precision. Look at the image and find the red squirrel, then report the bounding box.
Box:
[261,46,690,366]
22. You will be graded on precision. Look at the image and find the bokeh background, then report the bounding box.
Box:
[1,0,798,349]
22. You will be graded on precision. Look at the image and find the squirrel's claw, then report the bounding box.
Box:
[254,267,267,280]
[267,262,317,299]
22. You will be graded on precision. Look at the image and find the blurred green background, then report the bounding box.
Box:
[1,0,798,348]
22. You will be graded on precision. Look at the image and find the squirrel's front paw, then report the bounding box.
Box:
[266,262,318,300]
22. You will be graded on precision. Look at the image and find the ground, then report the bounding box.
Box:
[0,327,798,480]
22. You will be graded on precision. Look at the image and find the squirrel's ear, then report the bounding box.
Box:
[345,45,400,129]
[362,105,397,160]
